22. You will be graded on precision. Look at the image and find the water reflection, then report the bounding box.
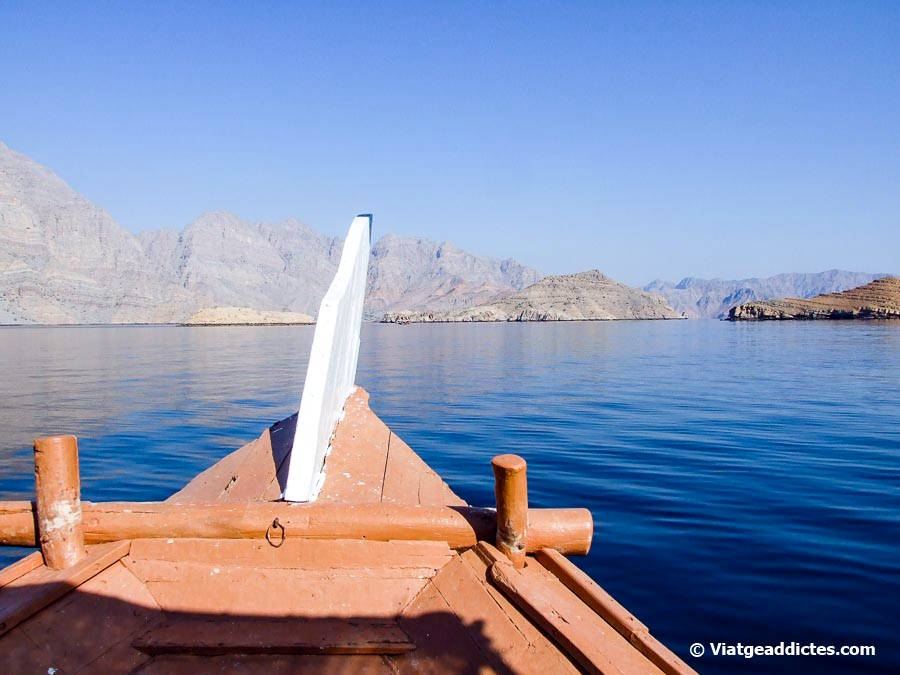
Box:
[1,321,899,674]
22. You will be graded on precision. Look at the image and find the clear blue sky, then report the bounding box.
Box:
[1,2,897,285]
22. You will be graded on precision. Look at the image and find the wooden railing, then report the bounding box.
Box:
[0,436,592,559]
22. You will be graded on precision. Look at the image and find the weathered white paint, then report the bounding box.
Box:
[39,497,82,533]
[283,214,372,502]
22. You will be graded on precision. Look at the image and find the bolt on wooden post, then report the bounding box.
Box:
[492,454,528,568]
[33,435,86,569]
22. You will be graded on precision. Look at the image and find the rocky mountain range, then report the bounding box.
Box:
[644,271,885,319]
[0,141,541,324]
[383,270,684,322]
[366,235,542,319]
[0,143,191,324]
[728,277,900,320]
[2,140,890,326]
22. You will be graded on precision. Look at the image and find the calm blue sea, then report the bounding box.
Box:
[1,322,898,673]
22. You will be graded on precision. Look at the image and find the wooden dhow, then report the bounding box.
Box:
[0,215,695,674]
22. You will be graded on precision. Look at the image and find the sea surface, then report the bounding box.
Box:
[1,321,898,673]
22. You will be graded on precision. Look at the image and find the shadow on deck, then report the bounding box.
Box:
[2,575,520,674]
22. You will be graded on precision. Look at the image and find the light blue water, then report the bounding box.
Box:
[1,322,898,673]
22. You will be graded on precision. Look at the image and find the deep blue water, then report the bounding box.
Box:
[1,322,898,673]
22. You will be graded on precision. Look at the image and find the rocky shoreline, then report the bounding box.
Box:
[383,270,685,323]
[182,307,314,326]
[727,278,900,320]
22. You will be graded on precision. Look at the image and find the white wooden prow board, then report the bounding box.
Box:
[283,214,372,502]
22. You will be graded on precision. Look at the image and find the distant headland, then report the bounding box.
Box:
[382,270,685,322]
[182,307,314,326]
[728,278,900,320]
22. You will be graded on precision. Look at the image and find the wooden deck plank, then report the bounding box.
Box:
[533,548,696,675]
[0,540,131,636]
[468,541,576,655]
[14,560,160,673]
[219,431,285,502]
[419,469,452,506]
[534,548,648,639]
[128,537,453,572]
[168,438,259,502]
[380,432,422,505]
[392,578,505,674]
[459,548,580,674]
[490,561,664,675]
[135,654,395,674]
[169,430,279,503]
[384,437,465,507]
[133,617,414,655]
[629,631,698,675]
[0,550,44,588]
[318,390,392,504]
[319,388,466,507]
[125,559,433,618]
[77,639,152,674]
[380,432,463,507]
[0,626,54,673]
[125,556,443,581]
[432,554,579,674]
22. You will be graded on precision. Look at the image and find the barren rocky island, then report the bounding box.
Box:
[727,277,900,320]
[383,270,685,322]
[183,307,314,326]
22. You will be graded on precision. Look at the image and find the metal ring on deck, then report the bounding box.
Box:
[265,517,285,547]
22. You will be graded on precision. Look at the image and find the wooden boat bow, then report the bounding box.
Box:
[0,214,695,673]
[0,388,694,674]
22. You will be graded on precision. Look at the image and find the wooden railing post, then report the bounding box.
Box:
[492,454,528,568]
[33,435,86,569]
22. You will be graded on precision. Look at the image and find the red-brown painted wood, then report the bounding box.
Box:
[0,551,44,588]
[0,540,130,636]
[0,500,592,555]
[33,435,86,569]
[492,454,528,568]
[133,617,415,655]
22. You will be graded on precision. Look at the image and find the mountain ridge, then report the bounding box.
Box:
[727,277,900,320]
[644,270,887,319]
[2,140,888,325]
[382,270,684,322]
[0,141,542,324]
[0,141,192,324]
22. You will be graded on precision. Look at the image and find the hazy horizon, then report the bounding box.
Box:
[2,3,897,286]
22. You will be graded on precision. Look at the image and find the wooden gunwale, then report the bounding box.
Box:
[0,501,592,555]
[0,387,694,674]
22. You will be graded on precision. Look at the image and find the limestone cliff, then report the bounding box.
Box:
[0,141,541,324]
[645,271,885,319]
[383,270,684,322]
[727,278,900,320]
[0,142,192,323]
[366,234,541,319]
